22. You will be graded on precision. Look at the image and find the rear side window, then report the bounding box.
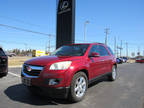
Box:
[0,48,6,56]
[99,45,109,56]
[107,47,114,55]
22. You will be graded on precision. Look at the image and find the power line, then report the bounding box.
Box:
[0,24,56,51]
[0,24,55,37]
[0,16,43,27]
[0,40,55,48]
[0,30,50,40]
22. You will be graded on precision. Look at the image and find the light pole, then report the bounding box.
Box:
[84,21,90,42]
[120,40,123,57]
[126,42,128,58]
[104,28,110,46]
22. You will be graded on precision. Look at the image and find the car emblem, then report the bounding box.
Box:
[60,1,69,10]
[26,66,32,72]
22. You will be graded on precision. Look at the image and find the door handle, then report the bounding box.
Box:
[100,60,105,62]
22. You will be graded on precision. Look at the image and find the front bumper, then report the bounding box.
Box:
[0,72,8,77]
[21,69,69,98]
[0,66,8,77]
[27,86,69,99]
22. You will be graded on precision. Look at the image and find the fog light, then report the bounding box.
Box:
[49,79,60,85]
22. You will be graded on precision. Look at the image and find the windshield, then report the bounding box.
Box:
[51,44,89,56]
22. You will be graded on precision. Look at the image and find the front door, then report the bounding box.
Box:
[88,45,105,78]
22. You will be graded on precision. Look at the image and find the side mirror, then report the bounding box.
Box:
[89,52,100,57]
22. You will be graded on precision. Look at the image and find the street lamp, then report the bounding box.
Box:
[84,21,90,42]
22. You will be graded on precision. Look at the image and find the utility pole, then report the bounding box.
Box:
[114,36,117,57]
[45,34,54,54]
[24,43,28,51]
[137,46,140,56]
[138,46,140,53]
[104,28,110,46]
[126,42,128,58]
[117,46,119,57]
[84,21,90,42]
[120,40,123,57]
[24,43,28,56]
[48,34,51,53]
[45,43,47,53]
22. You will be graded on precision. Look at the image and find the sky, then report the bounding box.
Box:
[0,0,144,57]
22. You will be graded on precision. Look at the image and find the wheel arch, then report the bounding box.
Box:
[113,63,117,69]
[75,69,89,80]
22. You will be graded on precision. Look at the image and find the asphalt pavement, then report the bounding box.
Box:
[0,63,144,108]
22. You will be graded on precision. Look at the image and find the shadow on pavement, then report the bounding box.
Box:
[4,84,71,106]
[4,76,110,106]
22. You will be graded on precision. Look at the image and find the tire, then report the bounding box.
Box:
[68,72,88,102]
[109,66,117,81]
[0,73,7,78]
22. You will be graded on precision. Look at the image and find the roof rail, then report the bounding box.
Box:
[93,42,105,45]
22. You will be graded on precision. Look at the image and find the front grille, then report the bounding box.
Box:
[23,64,43,77]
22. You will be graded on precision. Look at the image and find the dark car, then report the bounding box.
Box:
[117,58,123,64]
[7,53,16,57]
[120,57,128,63]
[0,47,8,78]
[21,43,117,102]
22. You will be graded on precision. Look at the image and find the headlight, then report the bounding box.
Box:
[49,61,72,70]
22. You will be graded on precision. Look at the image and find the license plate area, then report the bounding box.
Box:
[22,77,31,86]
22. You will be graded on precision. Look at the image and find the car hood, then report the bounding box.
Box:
[24,56,83,66]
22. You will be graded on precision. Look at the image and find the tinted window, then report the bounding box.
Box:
[88,45,99,56]
[99,45,109,56]
[107,47,114,55]
[51,44,89,56]
[0,48,6,56]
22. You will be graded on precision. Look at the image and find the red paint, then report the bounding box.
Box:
[136,59,144,63]
[24,43,116,88]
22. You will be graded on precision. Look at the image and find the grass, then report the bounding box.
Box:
[127,59,136,63]
[8,56,32,67]
[8,56,136,67]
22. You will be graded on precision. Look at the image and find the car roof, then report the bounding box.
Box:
[69,42,105,46]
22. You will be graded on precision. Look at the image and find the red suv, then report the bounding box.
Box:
[21,43,117,102]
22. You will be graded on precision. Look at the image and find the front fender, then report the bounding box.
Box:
[64,61,90,87]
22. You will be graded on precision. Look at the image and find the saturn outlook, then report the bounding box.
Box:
[21,43,117,102]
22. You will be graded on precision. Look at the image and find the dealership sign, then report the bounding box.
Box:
[56,0,75,48]
[58,1,71,14]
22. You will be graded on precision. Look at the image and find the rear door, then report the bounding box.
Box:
[98,45,111,74]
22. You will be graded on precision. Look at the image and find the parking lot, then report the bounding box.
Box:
[0,63,144,108]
